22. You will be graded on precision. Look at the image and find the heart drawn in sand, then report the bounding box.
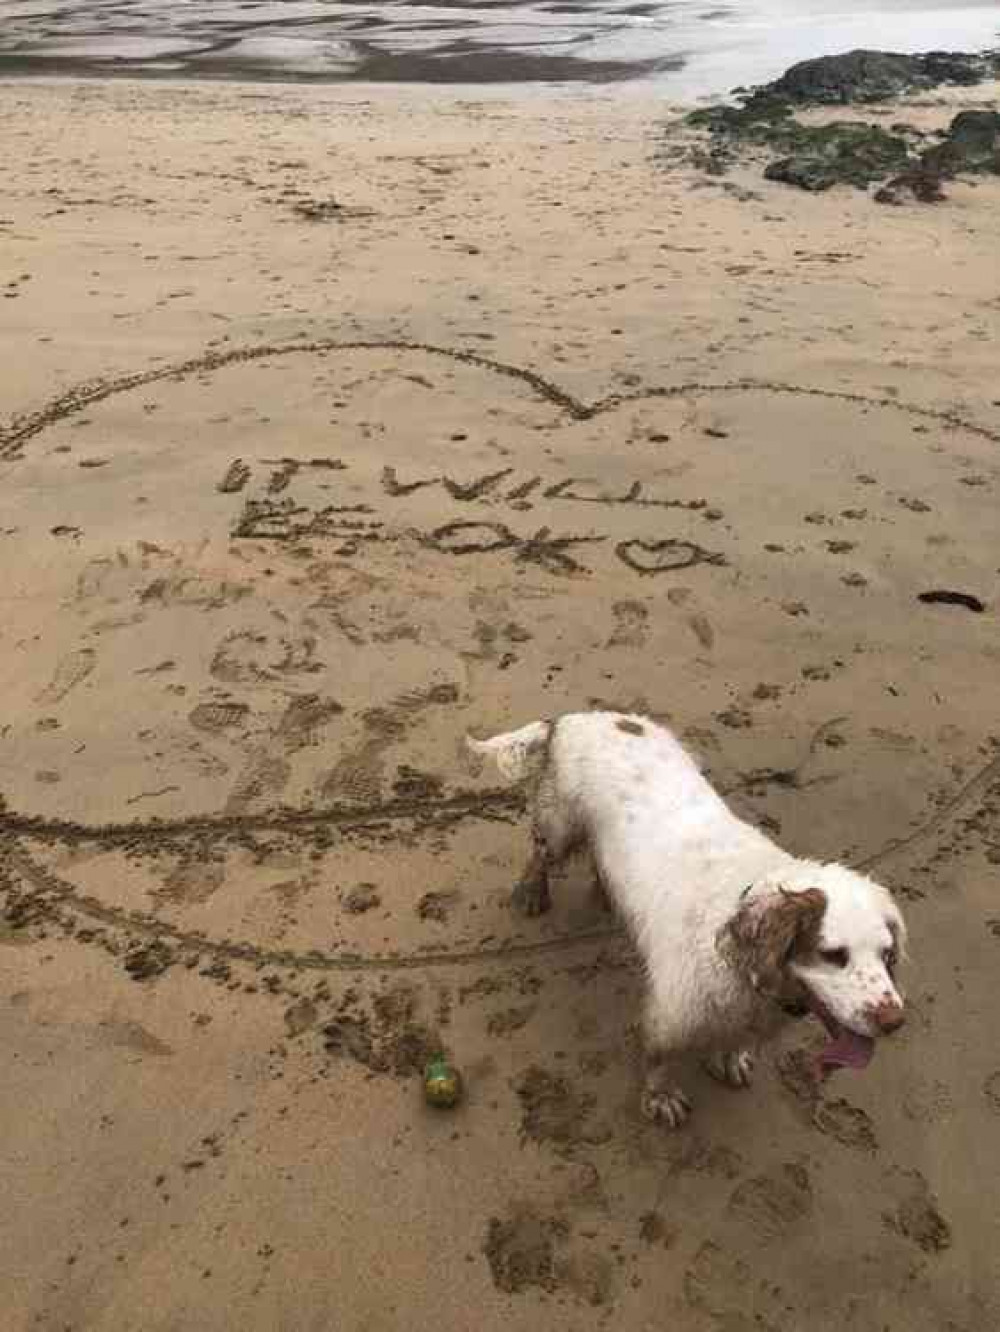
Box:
[2,338,999,977]
[615,537,726,575]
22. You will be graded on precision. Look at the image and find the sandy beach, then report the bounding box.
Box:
[2,72,1000,1330]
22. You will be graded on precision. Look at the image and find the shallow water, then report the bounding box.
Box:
[0,0,997,94]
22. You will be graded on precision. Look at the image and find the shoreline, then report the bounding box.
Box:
[0,0,997,99]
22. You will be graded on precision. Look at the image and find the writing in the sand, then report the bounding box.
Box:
[220,458,725,578]
[218,456,707,513]
[379,465,707,512]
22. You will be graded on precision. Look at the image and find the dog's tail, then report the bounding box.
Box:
[465,720,551,783]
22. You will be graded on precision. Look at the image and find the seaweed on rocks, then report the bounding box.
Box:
[678,48,1000,203]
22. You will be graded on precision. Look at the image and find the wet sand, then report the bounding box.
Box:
[0,0,997,94]
[2,74,1000,1332]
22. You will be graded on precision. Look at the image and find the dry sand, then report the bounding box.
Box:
[2,76,1000,1331]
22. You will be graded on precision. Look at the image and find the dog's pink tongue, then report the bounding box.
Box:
[818,1028,875,1076]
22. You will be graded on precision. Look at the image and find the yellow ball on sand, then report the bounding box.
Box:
[424,1057,462,1108]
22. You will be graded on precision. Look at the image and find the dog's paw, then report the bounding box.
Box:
[640,1086,691,1129]
[703,1050,755,1089]
[512,876,551,917]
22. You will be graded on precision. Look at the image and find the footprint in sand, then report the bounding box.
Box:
[725,1164,813,1243]
[686,611,715,651]
[36,647,97,705]
[607,599,649,648]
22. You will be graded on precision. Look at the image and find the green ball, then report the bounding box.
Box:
[424,1057,462,1108]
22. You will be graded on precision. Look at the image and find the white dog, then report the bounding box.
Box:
[469,710,906,1127]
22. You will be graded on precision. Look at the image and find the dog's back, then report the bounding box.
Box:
[471,710,734,855]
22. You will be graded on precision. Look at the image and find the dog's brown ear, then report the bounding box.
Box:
[725,887,827,995]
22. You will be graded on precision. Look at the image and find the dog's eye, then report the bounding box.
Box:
[819,947,849,968]
[883,948,897,975]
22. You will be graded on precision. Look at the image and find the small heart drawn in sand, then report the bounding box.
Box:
[615,538,725,576]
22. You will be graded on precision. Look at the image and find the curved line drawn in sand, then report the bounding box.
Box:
[4,749,1000,976]
[4,337,1000,980]
[0,786,526,847]
[5,337,1000,461]
[0,339,590,463]
[2,835,622,975]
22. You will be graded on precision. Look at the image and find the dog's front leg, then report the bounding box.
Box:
[640,1002,692,1128]
[641,1048,691,1129]
[702,1049,755,1089]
